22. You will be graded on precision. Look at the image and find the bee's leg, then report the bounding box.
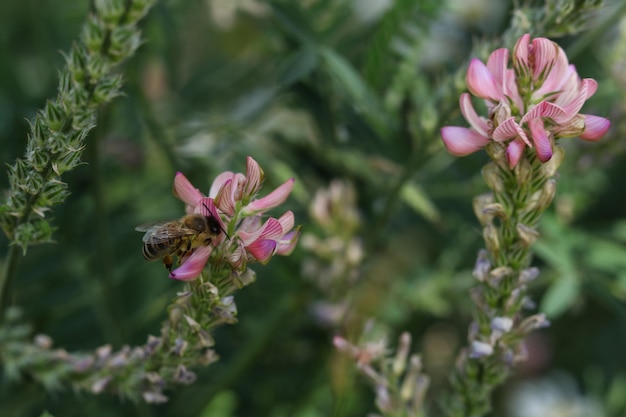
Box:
[163,254,173,271]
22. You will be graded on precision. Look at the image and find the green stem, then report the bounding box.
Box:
[0,245,21,321]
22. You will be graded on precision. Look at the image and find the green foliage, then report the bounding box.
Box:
[0,0,625,417]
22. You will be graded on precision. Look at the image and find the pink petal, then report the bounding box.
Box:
[531,37,558,81]
[243,156,264,198]
[276,210,295,234]
[582,78,598,99]
[209,172,245,199]
[528,118,553,162]
[486,48,509,93]
[276,229,300,256]
[440,126,490,156]
[521,101,566,123]
[534,55,573,99]
[239,218,283,245]
[243,178,295,215]
[492,117,531,146]
[506,138,526,168]
[246,239,277,264]
[214,179,236,216]
[504,69,524,112]
[460,93,489,136]
[513,33,531,76]
[173,172,203,208]
[169,246,212,281]
[579,115,610,141]
[466,58,502,101]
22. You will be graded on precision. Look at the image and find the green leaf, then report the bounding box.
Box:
[400,181,440,224]
[541,273,580,318]
[277,45,319,88]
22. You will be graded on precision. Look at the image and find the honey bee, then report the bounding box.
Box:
[136,207,226,271]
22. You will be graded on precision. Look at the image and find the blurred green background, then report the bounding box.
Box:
[1,0,626,416]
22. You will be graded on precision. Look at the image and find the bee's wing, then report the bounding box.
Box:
[135,220,174,232]
[136,221,196,243]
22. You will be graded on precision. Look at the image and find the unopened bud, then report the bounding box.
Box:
[91,376,111,394]
[489,266,513,286]
[519,313,550,334]
[472,249,491,282]
[539,146,565,178]
[469,341,494,358]
[483,224,500,254]
[516,223,540,246]
[518,267,540,284]
[514,155,532,185]
[392,332,411,376]
[34,334,53,350]
[482,162,505,194]
[474,193,495,225]
[537,179,557,211]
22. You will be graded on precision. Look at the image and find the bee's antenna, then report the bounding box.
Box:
[203,202,230,240]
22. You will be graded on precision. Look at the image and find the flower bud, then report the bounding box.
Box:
[473,193,495,225]
[489,266,513,286]
[539,146,565,178]
[516,223,540,247]
[472,249,491,282]
[536,179,557,211]
[392,332,411,376]
[514,154,532,185]
[518,267,540,284]
[483,224,500,254]
[482,162,505,194]
[469,340,494,358]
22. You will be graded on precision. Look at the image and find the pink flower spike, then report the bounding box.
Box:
[440,126,490,156]
[174,172,203,208]
[506,138,526,168]
[579,115,611,141]
[466,58,502,101]
[243,156,264,198]
[528,118,553,162]
[243,178,295,215]
[246,239,277,264]
[169,246,212,281]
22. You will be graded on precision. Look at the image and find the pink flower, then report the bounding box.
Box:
[441,34,610,167]
[236,211,299,265]
[144,157,299,281]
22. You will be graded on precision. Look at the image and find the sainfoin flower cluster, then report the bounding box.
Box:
[441,33,610,167]
[165,156,299,280]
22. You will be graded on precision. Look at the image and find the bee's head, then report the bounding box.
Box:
[203,202,230,239]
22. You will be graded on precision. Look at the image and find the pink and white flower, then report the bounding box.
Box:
[162,156,299,281]
[441,34,610,167]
